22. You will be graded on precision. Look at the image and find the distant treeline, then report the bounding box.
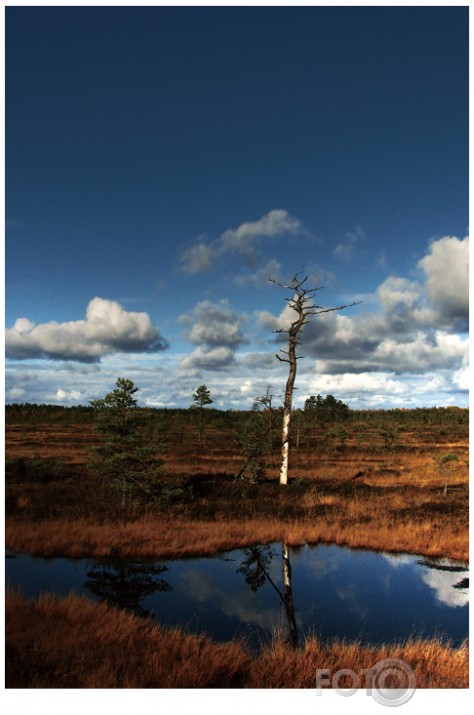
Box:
[5,401,468,427]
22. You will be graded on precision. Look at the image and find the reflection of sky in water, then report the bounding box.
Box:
[289,545,468,646]
[5,543,469,648]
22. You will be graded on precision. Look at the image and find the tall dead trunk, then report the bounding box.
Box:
[278,296,306,485]
[270,273,359,487]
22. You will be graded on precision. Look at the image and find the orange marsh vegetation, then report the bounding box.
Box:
[5,505,468,562]
[6,590,468,689]
[5,407,469,561]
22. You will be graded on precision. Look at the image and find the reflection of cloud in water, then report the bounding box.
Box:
[178,567,280,631]
[381,573,393,594]
[294,546,341,580]
[420,566,469,608]
[166,546,468,643]
[382,553,469,608]
[220,589,281,632]
[382,553,418,568]
[335,584,370,621]
[182,569,217,602]
[380,554,415,595]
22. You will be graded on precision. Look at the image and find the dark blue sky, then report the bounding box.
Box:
[5,6,469,408]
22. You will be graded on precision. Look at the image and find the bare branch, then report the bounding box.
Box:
[305,300,362,316]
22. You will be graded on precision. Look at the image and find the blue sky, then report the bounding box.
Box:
[5,5,469,409]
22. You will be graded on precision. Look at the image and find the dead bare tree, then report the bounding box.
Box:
[270,272,359,486]
[253,384,278,447]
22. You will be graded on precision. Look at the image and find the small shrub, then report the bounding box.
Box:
[5,455,68,484]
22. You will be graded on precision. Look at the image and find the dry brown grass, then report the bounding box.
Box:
[5,504,468,561]
[5,424,96,466]
[5,416,469,561]
[248,635,468,689]
[5,589,250,688]
[6,590,467,689]
[6,419,469,485]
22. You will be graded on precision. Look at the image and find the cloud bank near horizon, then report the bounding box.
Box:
[4,233,469,409]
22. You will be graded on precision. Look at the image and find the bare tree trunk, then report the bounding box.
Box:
[270,273,359,487]
[278,296,305,485]
[280,412,291,485]
[280,369,296,485]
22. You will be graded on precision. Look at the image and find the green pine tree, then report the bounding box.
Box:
[89,378,165,508]
[191,384,213,444]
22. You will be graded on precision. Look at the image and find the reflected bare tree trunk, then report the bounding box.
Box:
[282,543,298,648]
[237,543,299,647]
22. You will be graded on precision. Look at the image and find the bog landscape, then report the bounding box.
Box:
[5,6,469,698]
[5,390,469,689]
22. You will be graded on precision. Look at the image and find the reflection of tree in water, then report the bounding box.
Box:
[238,546,278,592]
[237,544,299,647]
[417,559,468,574]
[84,559,172,618]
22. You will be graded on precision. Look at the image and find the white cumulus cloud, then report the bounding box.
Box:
[6,297,168,362]
[179,299,247,371]
[259,234,469,378]
[180,346,236,372]
[179,209,304,273]
[220,209,302,256]
[55,388,81,402]
[179,241,216,274]
[418,235,468,329]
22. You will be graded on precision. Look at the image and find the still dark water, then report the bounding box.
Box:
[5,543,468,649]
